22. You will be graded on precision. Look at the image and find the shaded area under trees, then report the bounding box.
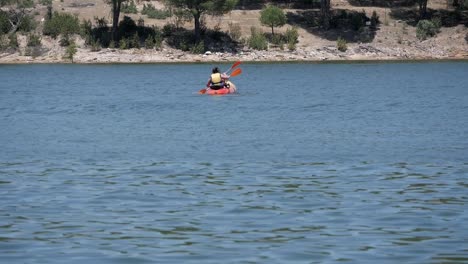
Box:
[287,9,379,42]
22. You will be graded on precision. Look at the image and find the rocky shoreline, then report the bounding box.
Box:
[1,37,467,64]
[1,45,467,64]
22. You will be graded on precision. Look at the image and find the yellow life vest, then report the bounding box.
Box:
[211,73,222,86]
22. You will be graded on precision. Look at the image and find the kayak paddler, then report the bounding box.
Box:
[206,67,229,90]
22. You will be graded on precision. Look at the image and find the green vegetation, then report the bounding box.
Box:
[0,0,467,60]
[285,27,299,51]
[39,0,52,5]
[141,3,171,19]
[248,27,268,50]
[63,40,77,62]
[8,33,18,49]
[260,5,286,35]
[190,40,205,54]
[121,0,138,14]
[337,37,347,52]
[0,11,11,34]
[27,33,41,47]
[18,14,36,32]
[228,22,242,42]
[18,0,34,8]
[43,12,80,38]
[416,19,440,40]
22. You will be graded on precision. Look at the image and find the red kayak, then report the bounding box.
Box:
[204,81,237,95]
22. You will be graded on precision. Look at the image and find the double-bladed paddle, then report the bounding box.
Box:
[199,62,242,94]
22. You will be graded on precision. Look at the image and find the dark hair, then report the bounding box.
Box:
[212,67,220,73]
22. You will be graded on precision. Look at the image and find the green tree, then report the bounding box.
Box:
[164,0,238,42]
[43,12,80,38]
[259,5,286,35]
[0,0,35,33]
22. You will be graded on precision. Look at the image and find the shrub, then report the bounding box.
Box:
[40,0,52,5]
[285,27,299,44]
[89,17,111,48]
[8,33,18,49]
[142,4,171,19]
[122,0,138,14]
[0,11,11,34]
[171,9,192,28]
[431,17,442,29]
[138,17,145,27]
[90,38,101,51]
[416,19,440,40]
[337,37,347,52]
[163,24,176,37]
[0,36,7,51]
[287,40,296,51]
[43,12,80,38]
[18,15,37,33]
[63,41,77,62]
[228,22,242,42]
[80,19,92,43]
[270,34,283,45]
[350,11,366,31]
[190,40,205,54]
[18,0,34,8]
[118,16,137,39]
[27,33,41,47]
[131,33,140,48]
[60,35,71,46]
[24,46,43,57]
[143,27,164,50]
[119,38,129,49]
[145,36,155,49]
[154,32,163,50]
[248,27,268,50]
[41,0,52,5]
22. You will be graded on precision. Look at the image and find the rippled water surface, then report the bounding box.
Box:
[1,62,468,263]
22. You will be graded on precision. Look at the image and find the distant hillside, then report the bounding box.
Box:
[1,0,467,63]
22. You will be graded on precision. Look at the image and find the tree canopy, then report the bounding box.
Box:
[164,0,238,42]
[260,5,286,35]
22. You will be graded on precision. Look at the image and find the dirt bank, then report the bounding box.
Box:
[1,0,467,63]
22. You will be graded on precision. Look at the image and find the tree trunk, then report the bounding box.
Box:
[418,0,428,20]
[112,0,122,42]
[271,25,274,35]
[320,0,331,30]
[6,7,27,34]
[194,10,201,43]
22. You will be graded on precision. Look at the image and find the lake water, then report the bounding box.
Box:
[1,62,467,263]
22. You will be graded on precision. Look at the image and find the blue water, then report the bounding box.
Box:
[1,62,468,263]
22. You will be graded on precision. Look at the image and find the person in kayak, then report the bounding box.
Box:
[207,67,229,90]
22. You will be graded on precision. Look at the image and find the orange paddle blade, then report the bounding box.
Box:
[224,61,242,74]
[199,88,207,94]
[231,61,241,70]
[230,68,242,77]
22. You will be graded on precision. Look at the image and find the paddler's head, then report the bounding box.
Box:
[212,67,220,73]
